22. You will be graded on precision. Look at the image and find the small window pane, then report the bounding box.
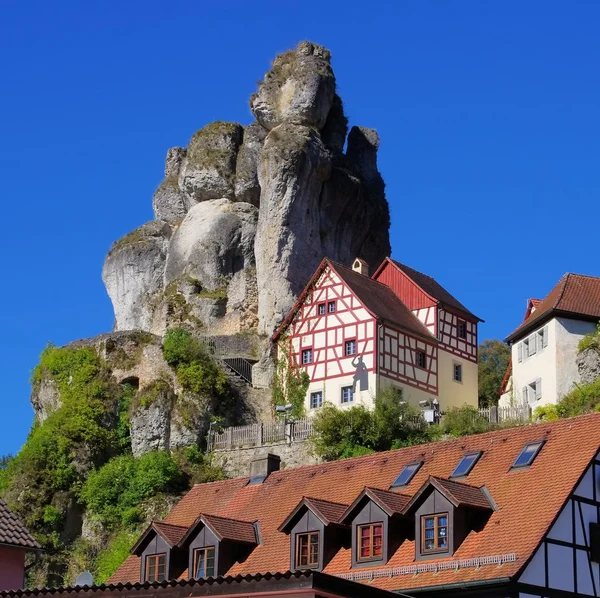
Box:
[345,340,357,356]
[416,351,426,368]
[421,514,449,554]
[450,452,482,478]
[328,301,336,313]
[512,441,544,468]
[302,349,312,364]
[310,392,323,409]
[318,303,326,315]
[391,461,422,487]
[341,386,354,403]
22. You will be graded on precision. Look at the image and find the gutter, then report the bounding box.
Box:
[395,577,511,594]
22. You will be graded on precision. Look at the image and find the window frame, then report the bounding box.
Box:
[357,522,384,562]
[416,350,427,369]
[318,303,326,315]
[145,553,167,582]
[328,301,336,313]
[302,348,313,365]
[453,363,463,383]
[341,385,354,404]
[345,339,357,356]
[511,440,545,469]
[310,391,323,409]
[295,531,320,569]
[421,513,449,555]
[457,319,467,339]
[193,546,215,579]
[391,461,423,488]
[450,451,482,478]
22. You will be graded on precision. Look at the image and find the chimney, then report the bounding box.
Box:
[248,453,281,485]
[352,258,369,276]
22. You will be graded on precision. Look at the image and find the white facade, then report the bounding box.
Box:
[500,317,597,409]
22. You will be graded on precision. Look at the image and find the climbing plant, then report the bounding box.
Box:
[272,334,309,417]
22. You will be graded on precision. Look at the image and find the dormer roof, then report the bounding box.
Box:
[130,521,188,554]
[279,497,349,532]
[179,514,258,546]
[341,487,411,523]
[402,476,494,514]
[506,272,600,342]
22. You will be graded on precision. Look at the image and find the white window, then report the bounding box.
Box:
[341,386,354,403]
[318,303,326,315]
[453,363,462,382]
[345,339,357,356]
[302,349,312,364]
[328,301,336,313]
[310,391,323,409]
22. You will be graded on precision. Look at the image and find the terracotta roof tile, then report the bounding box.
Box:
[365,487,411,515]
[430,477,492,510]
[507,273,600,341]
[152,522,188,547]
[389,260,480,320]
[0,499,40,550]
[110,414,600,592]
[304,497,348,524]
[202,514,257,544]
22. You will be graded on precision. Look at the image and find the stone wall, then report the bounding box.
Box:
[211,439,319,478]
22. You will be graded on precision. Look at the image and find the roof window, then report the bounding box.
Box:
[391,461,423,488]
[450,451,482,478]
[512,441,545,469]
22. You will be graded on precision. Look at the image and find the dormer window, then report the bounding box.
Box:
[295,532,319,568]
[193,547,215,578]
[357,523,383,562]
[145,553,166,582]
[421,514,448,554]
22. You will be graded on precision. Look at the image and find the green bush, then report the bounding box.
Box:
[578,322,600,353]
[94,529,141,584]
[441,405,491,437]
[555,378,600,418]
[311,388,434,461]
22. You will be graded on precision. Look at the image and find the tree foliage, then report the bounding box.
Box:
[440,405,491,436]
[311,387,435,460]
[477,339,511,407]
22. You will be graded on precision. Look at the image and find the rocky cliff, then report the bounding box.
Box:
[102,41,390,341]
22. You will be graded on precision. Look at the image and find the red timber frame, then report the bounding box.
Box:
[279,265,378,384]
[378,323,438,394]
[437,307,477,363]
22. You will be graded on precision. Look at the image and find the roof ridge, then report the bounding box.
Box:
[430,475,484,490]
[305,496,349,506]
[203,513,256,524]
[330,260,402,292]
[154,520,188,529]
[553,273,571,308]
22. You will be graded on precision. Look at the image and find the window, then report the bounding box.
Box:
[357,523,383,561]
[421,514,448,554]
[457,319,467,339]
[193,547,215,579]
[296,532,319,568]
[416,350,426,368]
[453,363,462,382]
[345,339,357,356]
[302,349,313,364]
[450,451,482,478]
[518,327,548,363]
[310,391,323,409]
[145,553,167,582]
[318,303,326,315]
[391,461,423,488]
[512,440,545,469]
[341,386,354,403]
[523,378,542,404]
[328,301,336,313]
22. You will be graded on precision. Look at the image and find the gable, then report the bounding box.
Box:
[373,260,435,311]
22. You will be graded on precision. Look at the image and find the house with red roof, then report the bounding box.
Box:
[272,257,481,413]
[0,499,41,590]
[500,273,600,408]
[108,413,600,598]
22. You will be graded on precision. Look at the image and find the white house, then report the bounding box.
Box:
[272,257,482,413]
[500,273,600,409]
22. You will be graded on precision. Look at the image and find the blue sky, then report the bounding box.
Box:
[1,1,599,455]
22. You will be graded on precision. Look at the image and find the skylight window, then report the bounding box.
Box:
[450,451,482,478]
[512,441,545,469]
[391,461,423,488]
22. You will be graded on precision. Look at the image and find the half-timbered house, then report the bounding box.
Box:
[109,413,600,598]
[272,257,481,413]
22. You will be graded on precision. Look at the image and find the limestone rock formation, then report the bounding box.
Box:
[578,348,600,385]
[103,39,391,341]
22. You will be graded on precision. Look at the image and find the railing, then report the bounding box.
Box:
[209,418,313,450]
[478,404,531,424]
[222,358,254,384]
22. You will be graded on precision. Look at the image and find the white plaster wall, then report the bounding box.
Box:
[437,350,478,410]
[555,317,597,398]
[305,375,375,414]
[510,319,557,408]
[377,375,437,408]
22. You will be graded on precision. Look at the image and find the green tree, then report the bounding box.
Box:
[478,339,511,407]
[441,405,491,437]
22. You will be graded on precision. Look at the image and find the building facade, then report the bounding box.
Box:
[109,414,600,598]
[273,257,481,413]
[500,273,600,409]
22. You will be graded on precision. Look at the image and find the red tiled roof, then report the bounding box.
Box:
[507,273,600,342]
[110,414,600,592]
[388,260,481,321]
[427,477,492,510]
[0,499,40,550]
[304,497,349,525]
[330,262,435,340]
[202,514,257,544]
